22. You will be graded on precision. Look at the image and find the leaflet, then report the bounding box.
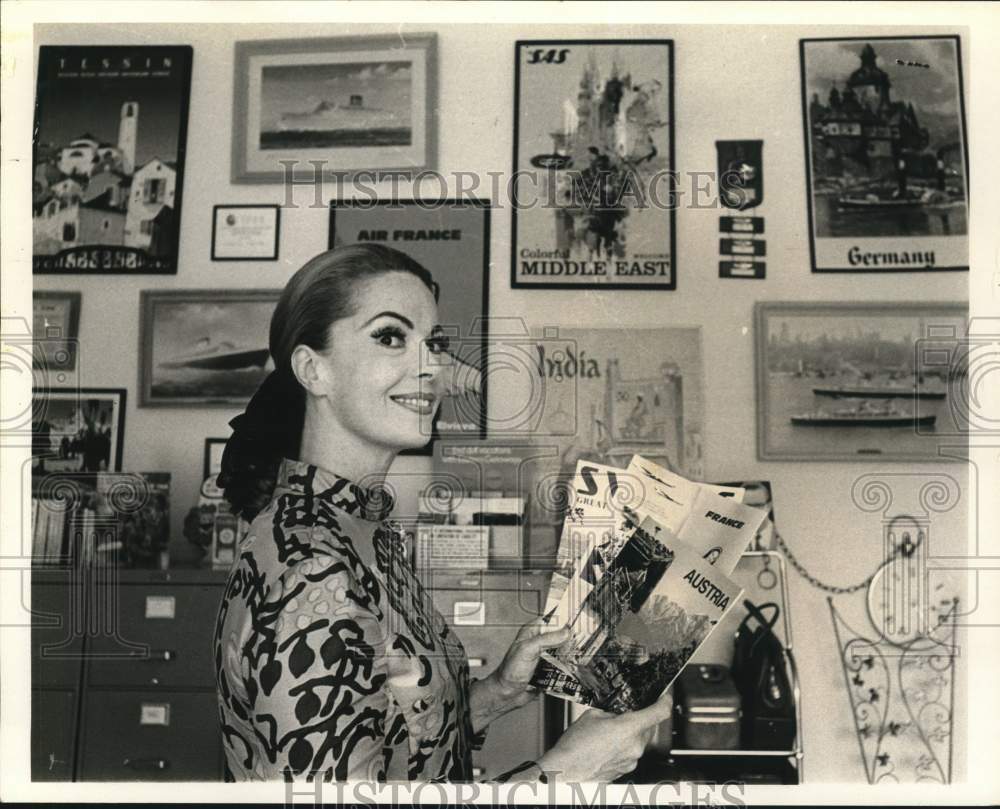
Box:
[532,515,744,713]
[542,460,636,624]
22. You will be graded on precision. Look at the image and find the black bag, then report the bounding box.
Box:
[731,600,796,750]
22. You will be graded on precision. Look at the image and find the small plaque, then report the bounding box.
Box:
[139,702,170,726]
[719,216,764,234]
[720,237,766,257]
[720,260,766,279]
[453,601,486,626]
[145,595,175,620]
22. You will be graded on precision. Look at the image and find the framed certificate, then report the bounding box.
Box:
[211,204,280,260]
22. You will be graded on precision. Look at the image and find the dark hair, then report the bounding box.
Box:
[218,244,438,521]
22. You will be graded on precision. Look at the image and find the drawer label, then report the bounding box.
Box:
[145,595,176,620]
[139,702,170,726]
[453,601,485,626]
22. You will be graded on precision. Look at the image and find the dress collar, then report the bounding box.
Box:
[276,458,395,522]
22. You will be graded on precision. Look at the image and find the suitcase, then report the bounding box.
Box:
[675,664,741,750]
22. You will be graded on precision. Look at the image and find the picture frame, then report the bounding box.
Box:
[32,46,193,274]
[32,387,126,473]
[232,33,437,183]
[329,198,490,454]
[204,437,229,479]
[211,205,280,261]
[139,289,280,407]
[32,290,81,372]
[511,39,676,290]
[755,302,968,461]
[799,36,969,273]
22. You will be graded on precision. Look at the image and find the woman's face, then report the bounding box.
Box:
[316,270,447,452]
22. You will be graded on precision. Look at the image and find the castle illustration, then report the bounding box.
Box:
[33,101,177,257]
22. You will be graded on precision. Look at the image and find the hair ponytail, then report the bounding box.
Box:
[217,244,437,523]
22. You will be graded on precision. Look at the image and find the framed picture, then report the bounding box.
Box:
[232,33,437,183]
[32,387,126,473]
[329,199,489,453]
[139,289,279,406]
[799,36,968,273]
[511,40,676,289]
[204,437,229,479]
[212,205,280,260]
[755,302,968,461]
[32,291,81,372]
[32,46,193,274]
[524,326,703,558]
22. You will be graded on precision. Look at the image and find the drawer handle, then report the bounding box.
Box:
[459,578,480,587]
[139,649,177,662]
[123,757,170,771]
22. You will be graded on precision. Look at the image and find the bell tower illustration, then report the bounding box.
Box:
[118,101,138,174]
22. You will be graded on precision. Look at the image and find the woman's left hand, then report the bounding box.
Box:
[490,618,571,707]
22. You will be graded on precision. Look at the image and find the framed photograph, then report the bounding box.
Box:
[32,291,81,372]
[32,46,193,274]
[511,40,676,289]
[329,199,489,454]
[204,437,229,479]
[232,33,437,183]
[800,36,968,273]
[212,205,280,260]
[32,388,126,473]
[755,302,968,461]
[139,289,279,406]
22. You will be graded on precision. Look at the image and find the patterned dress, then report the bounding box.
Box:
[213,459,543,782]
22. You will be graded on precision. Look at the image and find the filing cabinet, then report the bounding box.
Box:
[30,569,227,782]
[424,569,558,779]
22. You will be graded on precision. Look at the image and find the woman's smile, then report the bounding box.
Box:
[389,392,437,415]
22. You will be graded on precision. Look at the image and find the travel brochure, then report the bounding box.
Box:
[531,455,768,713]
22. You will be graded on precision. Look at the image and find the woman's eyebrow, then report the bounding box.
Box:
[360,311,414,329]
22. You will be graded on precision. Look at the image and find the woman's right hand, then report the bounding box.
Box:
[535,689,673,782]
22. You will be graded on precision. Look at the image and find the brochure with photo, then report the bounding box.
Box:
[542,460,639,622]
[532,514,744,713]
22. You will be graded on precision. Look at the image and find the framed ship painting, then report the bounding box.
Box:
[139,289,279,407]
[755,302,968,461]
[329,199,489,453]
[232,34,437,183]
[32,46,192,274]
[800,36,968,273]
[511,40,676,289]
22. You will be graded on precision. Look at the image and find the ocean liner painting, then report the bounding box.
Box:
[232,35,436,182]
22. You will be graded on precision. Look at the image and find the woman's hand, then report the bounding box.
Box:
[536,689,674,783]
[469,619,571,732]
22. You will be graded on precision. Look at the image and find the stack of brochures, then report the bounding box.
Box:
[530,455,769,714]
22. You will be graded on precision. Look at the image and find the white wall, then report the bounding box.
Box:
[33,22,970,783]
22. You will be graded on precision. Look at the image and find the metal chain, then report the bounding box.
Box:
[774,529,889,595]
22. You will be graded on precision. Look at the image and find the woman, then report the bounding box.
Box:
[214,244,670,783]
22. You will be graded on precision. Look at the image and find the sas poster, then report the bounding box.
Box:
[512,40,676,289]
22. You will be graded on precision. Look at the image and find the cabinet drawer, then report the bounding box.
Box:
[32,581,85,688]
[80,690,221,781]
[87,584,223,688]
[32,689,77,781]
